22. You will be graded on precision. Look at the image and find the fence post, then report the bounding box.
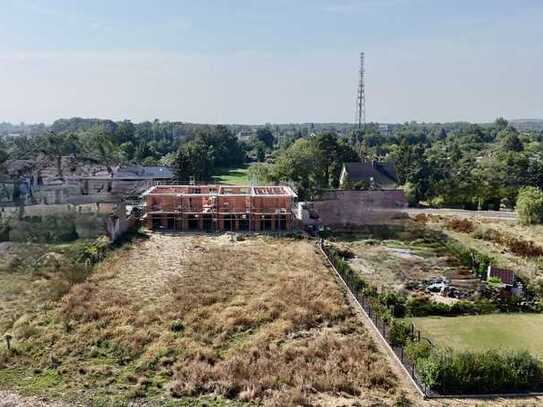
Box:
[400,346,404,362]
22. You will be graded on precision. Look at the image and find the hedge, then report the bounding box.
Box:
[408,343,543,394]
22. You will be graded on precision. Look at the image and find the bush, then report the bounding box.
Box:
[76,236,111,267]
[388,320,411,346]
[446,218,474,233]
[444,239,492,277]
[472,225,543,258]
[415,349,543,394]
[516,186,543,225]
[406,296,496,317]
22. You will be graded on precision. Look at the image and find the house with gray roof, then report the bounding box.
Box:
[339,161,399,190]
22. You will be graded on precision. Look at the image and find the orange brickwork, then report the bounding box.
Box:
[142,185,297,232]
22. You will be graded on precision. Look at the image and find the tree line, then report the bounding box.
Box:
[2,117,543,220]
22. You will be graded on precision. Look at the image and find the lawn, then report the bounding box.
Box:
[0,234,402,406]
[213,165,250,185]
[410,314,543,358]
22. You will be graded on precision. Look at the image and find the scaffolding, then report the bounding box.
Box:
[142,185,297,232]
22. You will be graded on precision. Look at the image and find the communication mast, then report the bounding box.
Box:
[355,52,366,130]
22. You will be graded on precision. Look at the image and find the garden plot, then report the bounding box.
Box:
[329,227,481,300]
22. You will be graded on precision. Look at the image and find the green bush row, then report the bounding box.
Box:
[406,341,543,393]
[406,296,497,317]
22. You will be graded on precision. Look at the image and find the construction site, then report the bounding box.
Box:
[142,184,297,232]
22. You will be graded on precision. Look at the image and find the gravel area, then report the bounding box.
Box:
[0,392,75,407]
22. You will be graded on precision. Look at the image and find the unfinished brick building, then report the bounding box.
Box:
[142,185,297,232]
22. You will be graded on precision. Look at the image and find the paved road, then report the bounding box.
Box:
[407,208,517,221]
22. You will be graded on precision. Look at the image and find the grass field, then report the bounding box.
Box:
[0,234,402,406]
[410,314,543,358]
[213,165,250,185]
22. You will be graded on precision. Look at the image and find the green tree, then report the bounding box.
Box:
[80,130,120,175]
[253,140,267,162]
[39,132,80,178]
[174,141,212,181]
[272,138,323,199]
[247,163,273,184]
[516,186,543,225]
[494,117,509,132]
[255,127,274,148]
[501,131,524,152]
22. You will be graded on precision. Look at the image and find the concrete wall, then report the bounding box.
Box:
[0,202,130,243]
[0,202,116,220]
[311,190,408,227]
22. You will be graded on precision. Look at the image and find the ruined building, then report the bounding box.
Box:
[142,185,297,232]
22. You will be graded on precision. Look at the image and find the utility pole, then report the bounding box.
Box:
[355,52,366,131]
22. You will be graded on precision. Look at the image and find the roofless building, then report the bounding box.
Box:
[142,185,297,232]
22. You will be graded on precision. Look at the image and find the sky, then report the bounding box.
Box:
[0,0,542,124]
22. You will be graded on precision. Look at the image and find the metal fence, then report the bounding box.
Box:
[322,243,432,396]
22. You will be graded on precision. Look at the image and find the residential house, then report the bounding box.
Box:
[339,161,399,190]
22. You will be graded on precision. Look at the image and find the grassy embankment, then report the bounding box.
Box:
[0,234,400,406]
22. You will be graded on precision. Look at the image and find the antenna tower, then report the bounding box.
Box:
[355,52,366,130]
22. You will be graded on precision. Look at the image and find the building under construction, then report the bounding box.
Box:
[142,185,297,232]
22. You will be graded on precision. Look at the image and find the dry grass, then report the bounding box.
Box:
[0,242,86,335]
[1,234,400,406]
[423,215,543,280]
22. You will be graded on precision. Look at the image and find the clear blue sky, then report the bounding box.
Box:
[1,0,542,124]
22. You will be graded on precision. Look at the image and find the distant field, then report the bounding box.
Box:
[213,165,250,185]
[410,314,543,358]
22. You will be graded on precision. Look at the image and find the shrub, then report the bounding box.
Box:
[406,296,496,317]
[170,320,184,333]
[388,320,411,346]
[76,236,111,267]
[405,339,432,361]
[444,239,492,277]
[472,225,543,258]
[446,218,474,233]
[415,349,543,394]
[516,186,543,225]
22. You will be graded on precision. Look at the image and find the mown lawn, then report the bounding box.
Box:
[213,165,250,185]
[410,313,543,358]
